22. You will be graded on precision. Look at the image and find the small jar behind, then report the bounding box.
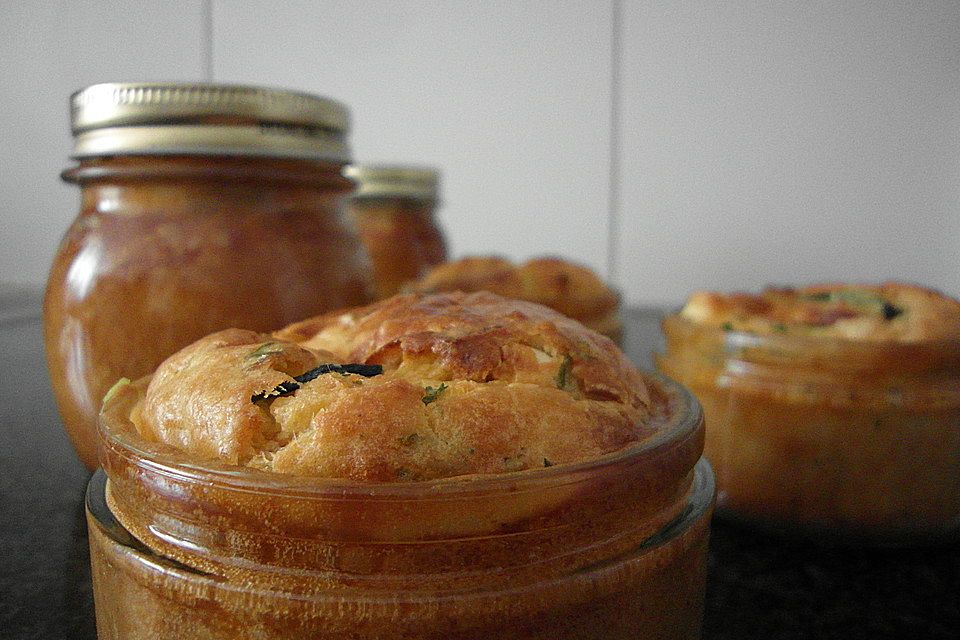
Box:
[344,164,447,298]
[45,83,373,469]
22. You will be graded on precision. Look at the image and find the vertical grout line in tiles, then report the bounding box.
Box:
[606,0,623,284]
[202,0,213,81]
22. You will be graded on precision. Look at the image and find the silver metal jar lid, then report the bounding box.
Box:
[344,164,440,201]
[69,82,351,162]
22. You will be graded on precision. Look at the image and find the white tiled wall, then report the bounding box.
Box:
[0,1,207,284]
[2,1,958,307]
[618,0,960,304]
[212,0,614,278]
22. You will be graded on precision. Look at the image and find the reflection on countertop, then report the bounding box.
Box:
[0,282,42,324]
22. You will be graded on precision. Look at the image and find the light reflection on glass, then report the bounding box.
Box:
[64,238,102,302]
[62,316,94,422]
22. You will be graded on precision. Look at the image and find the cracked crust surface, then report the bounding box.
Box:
[679,282,960,341]
[405,256,621,337]
[133,292,653,481]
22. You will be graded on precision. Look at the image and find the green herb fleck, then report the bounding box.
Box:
[804,290,903,320]
[572,337,597,361]
[101,377,131,411]
[804,290,885,308]
[835,291,885,307]
[400,433,421,446]
[721,322,734,332]
[422,383,448,405]
[555,355,573,389]
[772,323,787,334]
[245,342,283,363]
[503,456,525,472]
[543,458,554,467]
[296,363,383,384]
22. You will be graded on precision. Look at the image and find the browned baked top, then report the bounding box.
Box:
[133,292,653,481]
[680,282,960,341]
[406,256,620,335]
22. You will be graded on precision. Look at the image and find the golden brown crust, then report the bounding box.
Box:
[137,329,327,465]
[405,256,621,337]
[134,292,652,480]
[680,282,960,341]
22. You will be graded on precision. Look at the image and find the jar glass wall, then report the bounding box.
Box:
[656,314,960,542]
[44,84,373,468]
[344,165,447,299]
[88,373,714,639]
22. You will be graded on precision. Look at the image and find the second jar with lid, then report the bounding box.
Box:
[45,82,374,469]
[344,164,448,299]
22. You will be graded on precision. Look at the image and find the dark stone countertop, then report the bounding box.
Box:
[1,294,957,639]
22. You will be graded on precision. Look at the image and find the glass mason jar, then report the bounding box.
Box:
[44,83,373,469]
[88,372,714,640]
[656,314,960,542]
[344,164,447,299]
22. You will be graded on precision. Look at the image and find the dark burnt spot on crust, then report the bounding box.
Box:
[251,363,384,402]
[882,302,903,321]
[296,363,383,383]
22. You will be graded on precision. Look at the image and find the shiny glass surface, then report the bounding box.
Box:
[347,196,447,298]
[657,313,960,542]
[45,156,372,468]
[88,372,714,639]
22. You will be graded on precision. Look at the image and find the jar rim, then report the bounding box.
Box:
[60,155,352,186]
[86,458,716,600]
[98,372,705,586]
[661,312,960,372]
[98,371,704,500]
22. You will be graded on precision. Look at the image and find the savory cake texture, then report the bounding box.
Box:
[132,291,652,480]
[680,282,960,341]
[405,256,622,340]
[658,281,960,540]
[95,290,713,640]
